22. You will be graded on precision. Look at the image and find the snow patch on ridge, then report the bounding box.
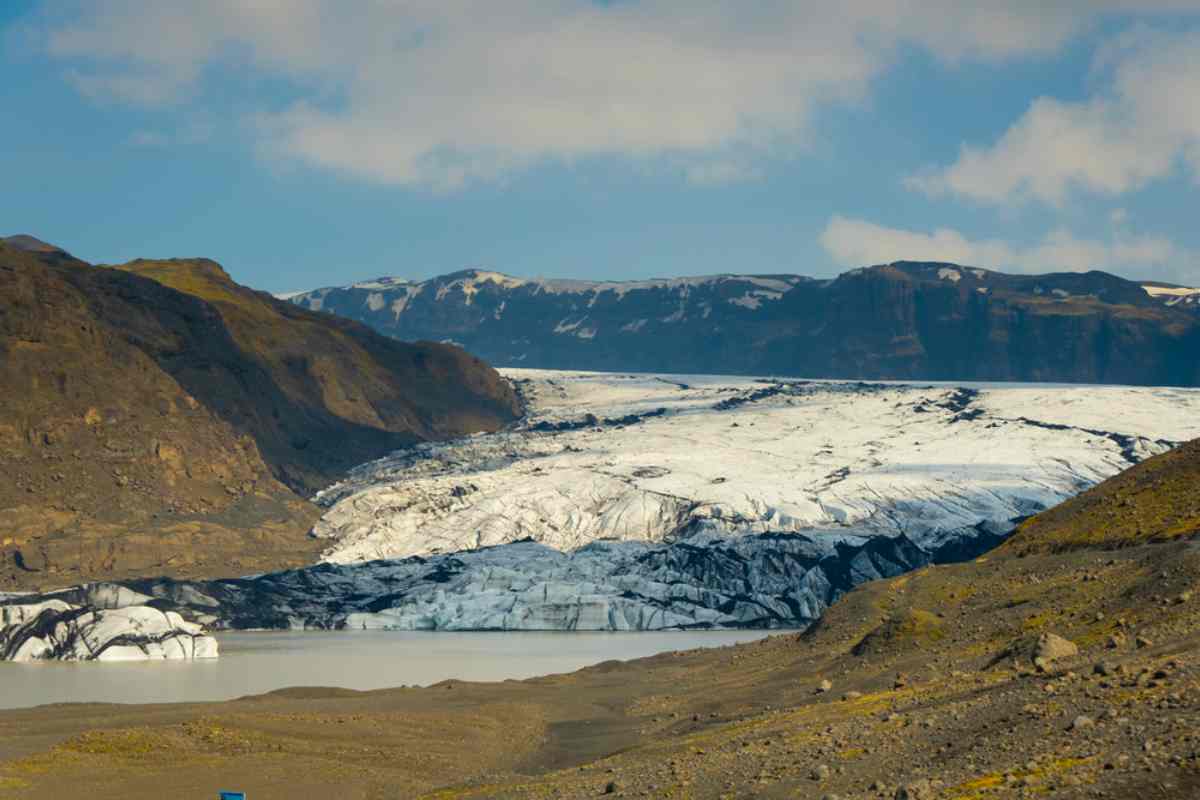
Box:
[1144,285,1200,298]
[1144,284,1200,308]
[390,286,424,319]
[351,277,411,290]
[307,270,804,304]
[432,271,527,304]
[729,289,784,309]
[554,317,587,334]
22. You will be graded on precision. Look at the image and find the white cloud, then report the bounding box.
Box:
[127,130,169,148]
[821,216,1016,270]
[67,68,192,106]
[909,27,1200,205]
[683,159,764,187]
[820,215,1193,283]
[36,1,1199,188]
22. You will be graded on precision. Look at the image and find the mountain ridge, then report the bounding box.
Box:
[289,260,1200,386]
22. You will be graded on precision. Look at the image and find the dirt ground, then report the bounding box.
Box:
[1,537,1197,799]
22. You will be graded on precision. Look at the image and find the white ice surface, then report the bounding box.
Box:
[0,600,219,662]
[312,370,1200,565]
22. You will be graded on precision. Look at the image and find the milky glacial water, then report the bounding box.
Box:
[0,629,770,711]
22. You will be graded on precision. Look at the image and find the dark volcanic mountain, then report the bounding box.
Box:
[0,240,521,589]
[289,262,1200,385]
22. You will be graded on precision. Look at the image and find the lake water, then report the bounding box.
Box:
[0,629,771,711]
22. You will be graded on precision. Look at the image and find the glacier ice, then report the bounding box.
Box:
[311,371,1200,565]
[0,585,219,662]
[13,371,1200,636]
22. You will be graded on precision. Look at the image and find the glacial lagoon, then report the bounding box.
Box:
[0,629,771,710]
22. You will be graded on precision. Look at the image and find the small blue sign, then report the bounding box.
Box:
[219,793,246,800]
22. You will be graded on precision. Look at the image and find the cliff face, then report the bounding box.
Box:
[772,264,1200,384]
[0,241,521,589]
[291,262,1200,385]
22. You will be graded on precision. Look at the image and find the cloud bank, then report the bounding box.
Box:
[39,0,1180,188]
[31,2,1200,285]
[910,27,1200,205]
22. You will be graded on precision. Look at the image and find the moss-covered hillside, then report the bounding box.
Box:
[1004,437,1200,555]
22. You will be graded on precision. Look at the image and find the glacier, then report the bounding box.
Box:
[8,370,1200,641]
[310,370,1200,564]
[0,584,218,662]
[115,529,952,632]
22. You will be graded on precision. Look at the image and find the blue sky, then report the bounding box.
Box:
[2,2,1199,293]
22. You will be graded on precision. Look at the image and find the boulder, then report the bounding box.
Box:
[1034,632,1079,669]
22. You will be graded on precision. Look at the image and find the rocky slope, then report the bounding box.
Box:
[0,234,70,256]
[1008,436,1200,556]
[0,238,521,590]
[288,262,1200,385]
[1,440,1197,798]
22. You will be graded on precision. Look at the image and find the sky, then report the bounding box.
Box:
[2,2,1200,293]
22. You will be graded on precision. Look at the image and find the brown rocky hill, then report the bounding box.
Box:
[0,240,521,589]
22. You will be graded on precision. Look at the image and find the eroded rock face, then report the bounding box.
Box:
[0,592,218,661]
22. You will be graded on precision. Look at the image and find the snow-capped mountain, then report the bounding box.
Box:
[287,262,1200,386]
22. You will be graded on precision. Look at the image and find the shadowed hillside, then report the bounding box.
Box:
[0,240,521,589]
[113,257,522,492]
